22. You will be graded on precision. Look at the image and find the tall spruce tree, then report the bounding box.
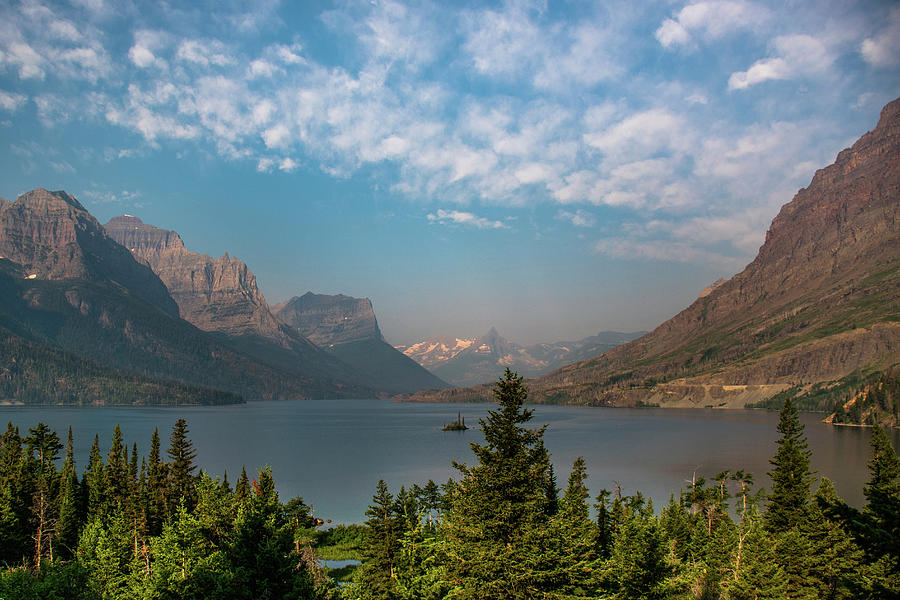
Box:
[83,434,105,520]
[56,427,81,558]
[167,418,197,510]
[104,424,129,512]
[442,369,557,599]
[25,422,62,565]
[765,397,814,532]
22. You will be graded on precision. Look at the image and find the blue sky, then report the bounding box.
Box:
[1,0,898,346]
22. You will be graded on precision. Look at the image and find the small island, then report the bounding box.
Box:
[442,412,468,431]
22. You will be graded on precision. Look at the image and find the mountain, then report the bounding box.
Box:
[399,328,643,387]
[0,190,372,402]
[274,293,449,394]
[0,190,178,316]
[104,215,378,393]
[402,97,900,408]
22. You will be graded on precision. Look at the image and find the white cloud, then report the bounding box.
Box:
[861,8,900,67]
[128,30,169,70]
[657,1,769,49]
[729,35,833,90]
[594,237,743,270]
[557,209,596,228]
[427,209,507,230]
[584,108,691,159]
[0,90,27,111]
[176,39,234,67]
[278,157,298,172]
[7,42,45,79]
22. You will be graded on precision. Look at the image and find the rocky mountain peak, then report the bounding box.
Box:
[16,188,86,212]
[0,190,178,316]
[274,293,383,347]
[104,216,283,340]
[105,215,187,255]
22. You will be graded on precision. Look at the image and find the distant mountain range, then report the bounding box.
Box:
[398,328,643,387]
[402,97,900,411]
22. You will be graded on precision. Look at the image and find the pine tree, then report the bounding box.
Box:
[167,418,197,510]
[56,427,81,558]
[104,424,128,511]
[725,509,787,600]
[235,465,250,503]
[765,397,814,532]
[146,427,167,535]
[351,479,400,600]
[441,369,557,599]
[553,456,599,596]
[0,423,32,564]
[25,422,62,565]
[83,434,105,520]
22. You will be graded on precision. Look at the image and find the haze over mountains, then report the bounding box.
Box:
[399,328,643,387]
[404,97,900,408]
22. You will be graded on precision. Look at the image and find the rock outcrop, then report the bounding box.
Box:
[403,97,900,406]
[105,216,285,340]
[275,293,449,394]
[274,293,382,347]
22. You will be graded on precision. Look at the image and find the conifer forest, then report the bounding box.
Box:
[1,370,898,599]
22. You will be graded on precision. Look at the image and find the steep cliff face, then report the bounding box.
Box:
[274,293,383,346]
[105,216,285,340]
[275,293,449,393]
[0,190,178,317]
[403,97,900,406]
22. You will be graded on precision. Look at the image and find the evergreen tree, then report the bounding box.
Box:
[351,479,400,600]
[167,418,197,510]
[725,509,787,600]
[83,435,105,521]
[824,425,900,598]
[553,456,599,596]
[56,427,81,559]
[25,422,62,565]
[765,397,814,532]
[146,427,167,535]
[806,478,862,599]
[104,424,128,512]
[441,369,557,599]
[235,466,250,503]
[0,423,32,564]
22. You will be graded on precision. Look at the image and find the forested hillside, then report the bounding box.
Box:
[1,372,898,599]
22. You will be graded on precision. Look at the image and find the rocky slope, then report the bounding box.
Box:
[0,191,374,402]
[0,190,178,316]
[275,293,449,393]
[104,215,380,393]
[399,328,643,387]
[105,215,285,340]
[402,97,900,407]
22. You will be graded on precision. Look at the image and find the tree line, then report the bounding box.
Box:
[346,370,899,600]
[1,369,898,599]
[0,418,327,599]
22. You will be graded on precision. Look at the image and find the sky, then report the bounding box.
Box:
[0,0,898,347]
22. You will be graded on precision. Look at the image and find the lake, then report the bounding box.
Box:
[1,399,894,524]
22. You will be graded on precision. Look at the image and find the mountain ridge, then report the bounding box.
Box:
[400,97,900,407]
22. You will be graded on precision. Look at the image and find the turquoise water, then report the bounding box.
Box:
[1,400,891,524]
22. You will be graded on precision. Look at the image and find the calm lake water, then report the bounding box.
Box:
[1,399,895,524]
